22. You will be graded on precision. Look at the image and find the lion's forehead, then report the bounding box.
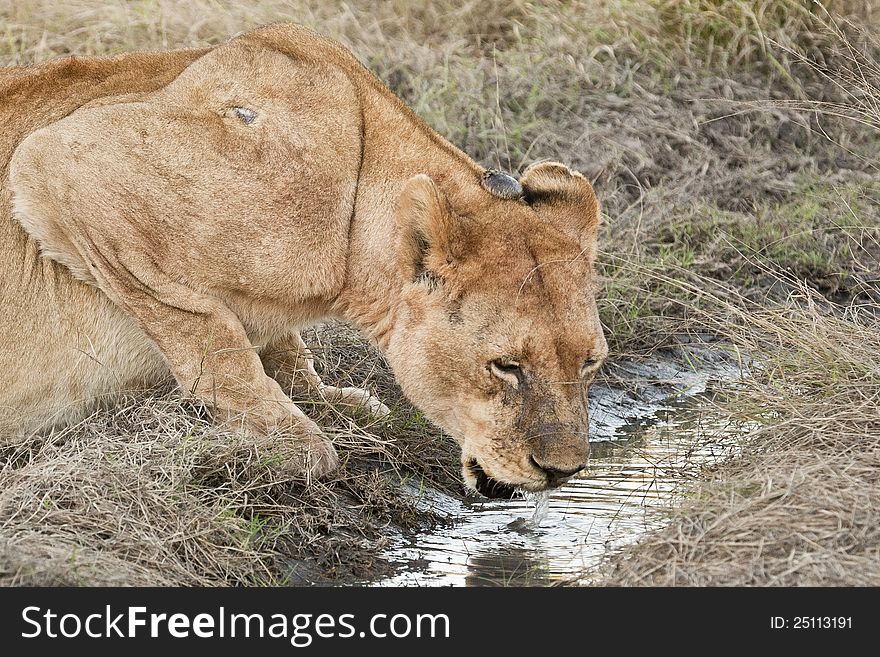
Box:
[458,288,603,363]
[449,206,603,367]
[459,208,589,259]
[459,256,595,316]
[459,239,593,289]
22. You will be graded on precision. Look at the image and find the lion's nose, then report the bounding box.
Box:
[528,422,590,483]
[529,456,587,481]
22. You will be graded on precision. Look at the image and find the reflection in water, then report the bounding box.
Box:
[464,547,551,587]
[377,358,751,586]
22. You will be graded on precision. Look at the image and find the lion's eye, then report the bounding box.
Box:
[489,359,521,387]
[580,357,602,379]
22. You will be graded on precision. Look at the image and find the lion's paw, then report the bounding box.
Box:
[299,430,339,479]
[321,384,391,421]
[262,414,339,481]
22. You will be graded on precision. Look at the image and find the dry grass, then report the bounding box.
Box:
[1,0,879,586]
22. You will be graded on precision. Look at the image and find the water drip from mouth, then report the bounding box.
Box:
[528,490,551,526]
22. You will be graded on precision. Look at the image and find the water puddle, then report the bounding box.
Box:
[374,347,752,586]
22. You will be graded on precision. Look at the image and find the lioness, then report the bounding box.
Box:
[0,24,606,498]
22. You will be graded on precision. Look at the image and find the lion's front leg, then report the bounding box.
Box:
[42,242,338,480]
[262,332,391,421]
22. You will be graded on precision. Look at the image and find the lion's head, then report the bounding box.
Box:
[385,162,607,498]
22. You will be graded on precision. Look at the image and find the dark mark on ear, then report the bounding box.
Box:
[233,106,258,125]
[482,169,524,200]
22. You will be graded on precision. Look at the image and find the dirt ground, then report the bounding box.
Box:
[1,0,878,585]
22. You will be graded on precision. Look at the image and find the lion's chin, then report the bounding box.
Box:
[464,459,519,499]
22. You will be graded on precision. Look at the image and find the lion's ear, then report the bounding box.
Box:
[395,174,456,282]
[521,162,600,240]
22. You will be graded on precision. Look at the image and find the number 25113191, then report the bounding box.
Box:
[771,617,852,630]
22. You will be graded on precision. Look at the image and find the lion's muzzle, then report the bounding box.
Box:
[528,455,588,487]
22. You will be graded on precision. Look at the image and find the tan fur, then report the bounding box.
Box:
[1,24,606,492]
